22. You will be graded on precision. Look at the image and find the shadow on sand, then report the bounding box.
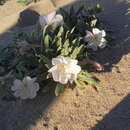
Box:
[88,0,130,72]
[0,0,130,130]
[91,94,130,130]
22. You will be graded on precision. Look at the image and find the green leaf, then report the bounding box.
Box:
[50,23,60,32]
[70,44,84,59]
[52,36,58,45]
[55,83,65,96]
[72,39,77,45]
[42,25,48,40]
[57,26,64,37]
[78,71,98,85]
[39,55,51,68]
[61,40,70,56]
[65,30,70,39]
[44,34,50,48]
[17,0,32,5]
[57,37,62,51]
[80,75,96,85]
[90,19,97,27]
[70,27,75,34]
[75,80,85,88]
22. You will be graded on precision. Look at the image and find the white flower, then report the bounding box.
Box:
[39,11,63,26]
[48,56,81,84]
[84,28,107,51]
[11,76,39,100]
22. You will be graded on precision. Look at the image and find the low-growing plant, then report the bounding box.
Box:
[0,5,108,100]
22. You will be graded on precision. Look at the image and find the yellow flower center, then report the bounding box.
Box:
[58,64,66,71]
[22,83,28,88]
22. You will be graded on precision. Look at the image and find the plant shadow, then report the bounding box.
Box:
[91,94,130,130]
[85,0,130,72]
[0,92,57,130]
[0,0,130,130]
[0,0,6,5]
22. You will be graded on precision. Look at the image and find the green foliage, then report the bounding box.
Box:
[0,44,19,74]
[78,70,98,85]
[90,19,97,27]
[0,0,6,5]
[38,55,51,69]
[17,0,32,5]
[17,25,42,44]
[34,25,86,60]
[0,4,105,97]
[74,70,98,88]
[17,0,39,5]
[60,4,102,35]
[70,45,84,59]
[55,83,66,96]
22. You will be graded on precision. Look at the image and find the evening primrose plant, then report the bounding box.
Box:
[9,25,96,98]
[0,5,108,99]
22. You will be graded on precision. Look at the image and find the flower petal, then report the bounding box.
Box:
[69,65,81,74]
[52,56,69,65]
[28,85,39,99]
[98,38,107,48]
[84,31,94,42]
[46,11,56,24]
[87,42,98,51]
[51,70,60,82]
[14,90,21,98]
[53,14,63,23]
[101,30,106,37]
[32,77,37,82]
[48,66,57,72]
[52,57,63,65]
[59,77,68,84]
[69,74,77,81]
[65,57,78,66]
[93,28,106,40]
[39,15,48,25]
[23,76,32,84]
[20,89,30,99]
[20,94,29,99]
[92,28,101,35]
[29,92,37,99]
[22,77,32,88]
[33,83,40,92]
[11,79,23,91]
[59,73,69,84]
[39,11,56,25]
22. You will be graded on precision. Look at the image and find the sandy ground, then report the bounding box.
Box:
[0,0,130,130]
